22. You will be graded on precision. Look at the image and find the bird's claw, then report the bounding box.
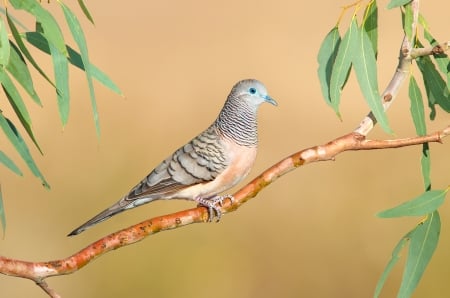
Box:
[195,195,235,222]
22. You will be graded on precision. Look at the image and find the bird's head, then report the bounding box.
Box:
[231,79,277,107]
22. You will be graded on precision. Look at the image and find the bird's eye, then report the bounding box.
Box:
[249,87,257,94]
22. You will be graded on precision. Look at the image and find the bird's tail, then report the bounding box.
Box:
[67,196,154,236]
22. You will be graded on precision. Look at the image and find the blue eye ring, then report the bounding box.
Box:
[249,87,257,94]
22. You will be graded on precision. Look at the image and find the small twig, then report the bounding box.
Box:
[411,41,450,58]
[36,280,61,298]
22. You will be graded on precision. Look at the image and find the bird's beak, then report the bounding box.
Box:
[264,95,278,106]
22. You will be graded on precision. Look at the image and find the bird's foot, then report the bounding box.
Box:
[195,195,235,222]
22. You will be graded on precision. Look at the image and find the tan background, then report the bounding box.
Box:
[1,1,450,297]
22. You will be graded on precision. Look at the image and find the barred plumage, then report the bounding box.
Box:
[68,79,277,236]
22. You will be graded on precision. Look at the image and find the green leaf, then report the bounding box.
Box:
[416,55,450,116]
[7,42,42,106]
[398,211,440,297]
[0,150,23,176]
[9,0,67,56]
[6,10,55,89]
[408,76,426,136]
[0,8,30,31]
[0,185,5,237]
[409,76,431,190]
[0,69,43,154]
[317,27,341,112]
[418,14,429,31]
[353,23,392,133]
[329,18,358,117]
[0,69,32,127]
[377,190,447,218]
[387,0,411,9]
[25,32,122,95]
[403,3,413,41]
[77,0,95,25]
[61,2,99,136]
[374,231,412,298]
[421,143,431,191]
[88,63,122,95]
[363,0,378,58]
[0,17,10,67]
[0,113,49,188]
[48,37,70,126]
[424,29,450,92]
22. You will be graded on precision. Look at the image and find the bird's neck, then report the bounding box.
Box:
[214,96,258,147]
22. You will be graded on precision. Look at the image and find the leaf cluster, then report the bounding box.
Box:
[0,0,122,233]
[317,0,450,296]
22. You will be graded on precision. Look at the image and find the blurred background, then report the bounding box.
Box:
[1,1,450,297]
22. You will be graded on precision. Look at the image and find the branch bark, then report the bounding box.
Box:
[0,126,449,296]
[1,1,449,297]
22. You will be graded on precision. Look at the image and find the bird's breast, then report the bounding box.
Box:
[175,137,257,199]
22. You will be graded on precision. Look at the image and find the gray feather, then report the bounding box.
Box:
[67,79,276,236]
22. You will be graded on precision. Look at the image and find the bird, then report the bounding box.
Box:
[68,79,277,236]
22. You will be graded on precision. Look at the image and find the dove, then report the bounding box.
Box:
[68,79,277,236]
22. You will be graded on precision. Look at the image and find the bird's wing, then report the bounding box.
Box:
[123,125,229,202]
[67,126,229,236]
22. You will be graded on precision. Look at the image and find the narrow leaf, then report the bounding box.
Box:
[363,0,378,57]
[424,29,450,92]
[409,76,431,190]
[77,0,95,25]
[0,185,5,236]
[0,150,23,175]
[0,17,10,67]
[408,76,426,136]
[48,38,70,126]
[421,143,431,191]
[377,190,447,218]
[0,70,42,153]
[0,8,30,31]
[387,0,411,9]
[0,113,49,188]
[61,2,99,136]
[329,18,358,116]
[6,10,55,88]
[317,27,341,110]
[9,0,67,56]
[374,231,412,298]
[0,70,32,126]
[403,3,413,41]
[416,55,450,116]
[418,14,429,31]
[353,23,391,133]
[6,42,42,106]
[398,212,440,297]
[25,32,122,95]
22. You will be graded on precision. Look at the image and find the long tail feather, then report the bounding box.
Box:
[67,201,132,236]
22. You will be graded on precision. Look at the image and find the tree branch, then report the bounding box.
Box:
[2,1,449,297]
[354,0,420,136]
[411,41,450,58]
[0,125,449,297]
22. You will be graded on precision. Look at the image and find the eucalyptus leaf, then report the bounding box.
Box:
[329,19,358,117]
[398,212,440,297]
[387,0,411,9]
[377,190,447,218]
[0,113,49,188]
[353,23,391,133]
[317,27,341,112]
[0,150,22,176]
[61,2,99,135]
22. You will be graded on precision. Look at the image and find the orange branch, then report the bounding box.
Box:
[1,126,448,294]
